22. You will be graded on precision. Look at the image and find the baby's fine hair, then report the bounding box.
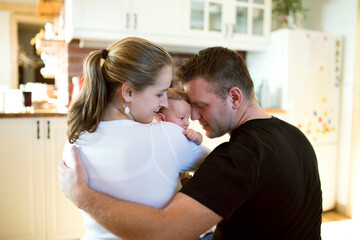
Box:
[158,88,189,114]
[167,88,189,103]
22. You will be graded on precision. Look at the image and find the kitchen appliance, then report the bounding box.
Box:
[246,29,343,211]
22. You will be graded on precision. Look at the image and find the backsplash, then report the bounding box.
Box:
[56,40,245,104]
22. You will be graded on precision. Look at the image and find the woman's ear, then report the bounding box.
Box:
[121,83,133,102]
[228,87,242,109]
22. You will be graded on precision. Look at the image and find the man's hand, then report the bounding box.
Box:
[58,145,90,209]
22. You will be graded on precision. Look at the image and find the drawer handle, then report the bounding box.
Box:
[126,12,130,29]
[134,13,137,29]
[47,121,50,139]
[37,120,40,139]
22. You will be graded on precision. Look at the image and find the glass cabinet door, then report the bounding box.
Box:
[209,2,222,32]
[234,6,248,34]
[190,0,205,30]
[232,0,266,36]
[190,0,223,33]
[252,7,264,35]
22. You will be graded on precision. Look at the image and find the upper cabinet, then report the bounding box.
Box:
[62,0,271,52]
[184,0,271,51]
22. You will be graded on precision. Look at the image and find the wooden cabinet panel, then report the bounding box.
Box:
[0,118,45,240]
[0,117,85,240]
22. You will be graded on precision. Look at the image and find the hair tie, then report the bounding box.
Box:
[101,49,109,60]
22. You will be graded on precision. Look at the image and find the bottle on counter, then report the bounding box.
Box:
[258,79,272,109]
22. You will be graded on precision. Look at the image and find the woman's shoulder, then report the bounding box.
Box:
[150,121,183,132]
[150,121,192,143]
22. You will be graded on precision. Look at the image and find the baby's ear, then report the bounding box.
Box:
[156,113,166,122]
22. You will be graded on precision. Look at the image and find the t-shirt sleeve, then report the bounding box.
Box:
[179,142,258,220]
[62,141,75,168]
[160,122,211,172]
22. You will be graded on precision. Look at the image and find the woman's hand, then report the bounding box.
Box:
[58,145,90,209]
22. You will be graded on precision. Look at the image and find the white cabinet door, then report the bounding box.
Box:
[66,0,129,42]
[131,0,185,36]
[74,0,128,32]
[66,0,186,46]
[44,118,85,240]
[0,118,46,240]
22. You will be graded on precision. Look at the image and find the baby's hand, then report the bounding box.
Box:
[183,128,203,145]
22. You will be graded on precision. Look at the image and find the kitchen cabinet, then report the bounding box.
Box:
[62,0,271,52]
[0,117,85,240]
[182,0,271,51]
[64,0,185,46]
[0,118,45,240]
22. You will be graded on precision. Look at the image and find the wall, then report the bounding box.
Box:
[0,11,11,87]
[301,0,359,215]
[351,1,360,219]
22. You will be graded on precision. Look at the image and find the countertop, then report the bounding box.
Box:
[0,108,67,118]
[0,108,285,118]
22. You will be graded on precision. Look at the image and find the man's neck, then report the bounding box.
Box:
[231,99,271,134]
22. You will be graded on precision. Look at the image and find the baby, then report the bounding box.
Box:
[156,88,203,145]
[156,88,215,239]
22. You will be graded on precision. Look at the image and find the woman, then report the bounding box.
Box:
[63,37,210,240]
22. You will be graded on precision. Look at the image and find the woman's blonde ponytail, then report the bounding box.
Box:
[67,50,107,143]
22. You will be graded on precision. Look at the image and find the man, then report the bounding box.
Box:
[58,47,322,240]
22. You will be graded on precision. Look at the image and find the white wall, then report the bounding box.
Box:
[302,0,358,209]
[0,11,12,88]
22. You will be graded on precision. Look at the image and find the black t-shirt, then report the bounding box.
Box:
[180,117,322,240]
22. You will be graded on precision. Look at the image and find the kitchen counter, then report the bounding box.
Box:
[0,108,285,118]
[0,108,67,118]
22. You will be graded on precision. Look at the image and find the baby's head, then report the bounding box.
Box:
[156,88,191,130]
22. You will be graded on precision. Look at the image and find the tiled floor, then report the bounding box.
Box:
[322,211,360,240]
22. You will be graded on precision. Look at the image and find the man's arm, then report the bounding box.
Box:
[58,146,221,240]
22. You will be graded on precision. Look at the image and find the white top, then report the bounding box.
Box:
[63,120,210,240]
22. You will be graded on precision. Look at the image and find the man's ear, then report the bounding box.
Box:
[156,113,166,122]
[228,87,242,109]
[121,83,133,102]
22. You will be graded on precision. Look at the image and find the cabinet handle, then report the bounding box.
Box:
[134,13,137,29]
[230,24,235,37]
[37,120,40,139]
[126,13,130,29]
[225,23,229,37]
[47,121,50,139]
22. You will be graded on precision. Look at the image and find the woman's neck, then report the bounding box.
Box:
[102,104,133,121]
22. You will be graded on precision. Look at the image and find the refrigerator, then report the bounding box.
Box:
[246,29,343,211]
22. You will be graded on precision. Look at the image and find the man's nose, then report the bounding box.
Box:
[161,94,168,109]
[191,108,200,120]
